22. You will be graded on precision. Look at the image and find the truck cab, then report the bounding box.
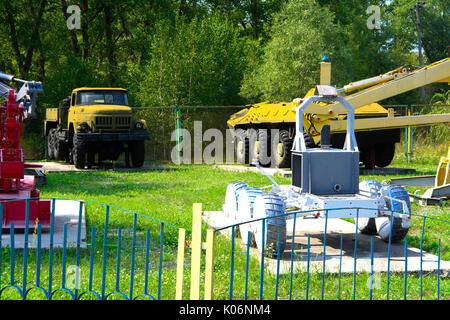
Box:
[45,88,150,169]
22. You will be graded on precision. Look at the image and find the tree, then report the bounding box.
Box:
[240,0,350,102]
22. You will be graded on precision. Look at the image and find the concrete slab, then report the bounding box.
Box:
[39,161,175,173]
[214,165,291,177]
[1,200,86,249]
[203,211,449,275]
[214,165,416,178]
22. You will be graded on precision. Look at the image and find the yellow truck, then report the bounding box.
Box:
[44,87,150,169]
[228,57,450,169]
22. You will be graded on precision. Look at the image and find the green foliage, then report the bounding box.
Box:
[240,0,351,102]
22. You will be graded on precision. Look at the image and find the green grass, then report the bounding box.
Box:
[0,142,448,300]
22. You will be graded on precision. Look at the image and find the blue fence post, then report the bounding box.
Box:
[259,219,266,300]
[275,233,282,300]
[289,213,297,300]
[157,222,165,300]
[115,227,122,294]
[244,231,251,300]
[338,234,343,300]
[101,205,110,299]
[144,228,150,296]
[89,227,96,293]
[61,224,68,289]
[10,223,15,286]
[129,213,137,300]
[306,234,311,300]
[48,199,56,299]
[229,226,235,300]
[404,237,408,300]
[74,201,84,299]
[353,209,359,300]
[36,224,42,289]
[437,239,441,300]
[369,236,374,300]
[22,199,30,296]
[321,210,329,300]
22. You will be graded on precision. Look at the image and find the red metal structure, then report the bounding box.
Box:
[0,89,51,229]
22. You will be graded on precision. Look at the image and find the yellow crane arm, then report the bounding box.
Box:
[329,58,450,115]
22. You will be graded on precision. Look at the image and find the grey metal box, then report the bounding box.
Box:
[292,148,359,195]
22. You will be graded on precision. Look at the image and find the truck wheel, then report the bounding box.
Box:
[253,193,286,256]
[377,185,411,243]
[234,129,248,164]
[375,143,395,168]
[72,134,86,169]
[272,130,292,168]
[130,141,145,167]
[237,187,264,247]
[224,182,249,219]
[357,180,383,235]
[54,134,68,162]
[47,129,55,160]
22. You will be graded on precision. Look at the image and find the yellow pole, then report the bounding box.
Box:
[204,229,216,300]
[175,228,186,300]
[190,203,202,300]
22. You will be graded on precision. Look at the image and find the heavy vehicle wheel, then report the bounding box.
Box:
[376,185,411,243]
[272,130,292,168]
[234,129,248,164]
[357,180,383,235]
[375,143,395,168]
[224,182,249,220]
[257,129,271,167]
[54,133,68,162]
[253,193,286,256]
[72,134,86,169]
[237,187,264,247]
[130,141,145,167]
[47,129,55,160]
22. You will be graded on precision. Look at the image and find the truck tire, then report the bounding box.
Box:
[375,143,395,168]
[224,182,249,220]
[130,141,145,167]
[237,187,264,247]
[377,185,411,243]
[235,129,248,164]
[47,129,55,160]
[253,193,286,256]
[273,130,292,168]
[54,133,68,162]
[72,134,86,169]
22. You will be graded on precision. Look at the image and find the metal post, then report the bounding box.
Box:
[204,229,215,300]
[175,228,186,300]
[190,203,202,300]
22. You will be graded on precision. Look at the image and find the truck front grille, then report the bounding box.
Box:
[95,116,131,130]
[95,116,113,127]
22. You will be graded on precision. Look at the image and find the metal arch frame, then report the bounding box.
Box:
[293,94,358,152]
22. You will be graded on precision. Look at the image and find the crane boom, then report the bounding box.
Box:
[328,58,450,115]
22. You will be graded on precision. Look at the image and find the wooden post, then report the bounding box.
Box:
[175,228,186,300]
[190,203,202,300]
[204,229,215,300]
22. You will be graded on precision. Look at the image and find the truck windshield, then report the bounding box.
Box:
[76,91,128,106]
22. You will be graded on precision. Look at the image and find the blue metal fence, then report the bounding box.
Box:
[0,198,180,300]
[214,207,448,300]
